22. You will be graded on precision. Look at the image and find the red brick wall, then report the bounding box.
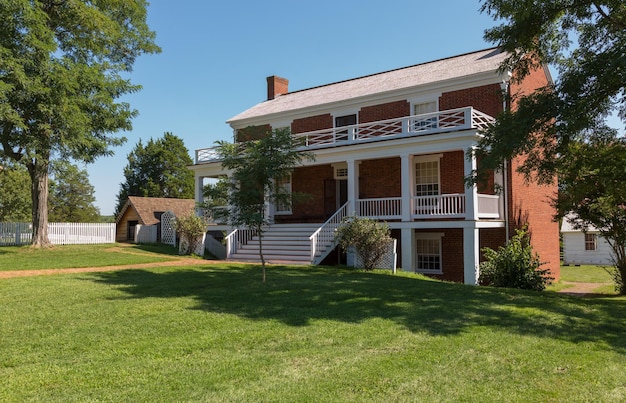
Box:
[508,156,560,281]
[359,158,401,198]
[414,228,465,283]
[479,228,507,262]
[440,151,465,194]
[360,100,410,123]
[282,164,333,222]
[507,66,560,281]
[291,114,333,134]
[439,84,504,118]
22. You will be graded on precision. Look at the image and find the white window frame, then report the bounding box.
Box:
[584,233,597,251]
[274,174,292,215]
[414,154,442,197]
[415,232,444,274]
[409,95,440,131]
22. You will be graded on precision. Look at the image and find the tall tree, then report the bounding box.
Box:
[216,128,314,282]
[556,130,626,294]
[474,0,625,182]
[0,0,160,246]
[48,160,100,222]
[116,132,195,214]
[0,163,31,221]
[474,1,626,292]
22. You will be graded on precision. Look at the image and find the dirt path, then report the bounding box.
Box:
[557,281,613,296]
[0,256,212,279]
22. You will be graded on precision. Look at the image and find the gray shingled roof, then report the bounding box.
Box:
[228,47,508,123]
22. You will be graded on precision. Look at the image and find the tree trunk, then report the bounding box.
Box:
[28,157,52,248]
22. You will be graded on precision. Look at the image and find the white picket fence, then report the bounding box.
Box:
[0,222,116,246]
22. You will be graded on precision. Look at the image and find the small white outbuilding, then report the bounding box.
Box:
[561,215,614,266]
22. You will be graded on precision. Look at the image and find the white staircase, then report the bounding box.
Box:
[227,223,323,265]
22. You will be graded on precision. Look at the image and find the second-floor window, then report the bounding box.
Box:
[413,101,438,131]
[415,159,440,197]
[335,114,357,141]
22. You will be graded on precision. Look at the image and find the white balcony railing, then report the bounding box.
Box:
[195,107,494,164]
[357,198,402,219]
[412,194,466,218]
[477,194,501,218]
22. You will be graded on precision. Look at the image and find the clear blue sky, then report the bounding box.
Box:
[88,0,501,215]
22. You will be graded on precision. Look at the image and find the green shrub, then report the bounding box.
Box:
[335,216,392,271]
[478,228,553,291]
[172,213,207,256]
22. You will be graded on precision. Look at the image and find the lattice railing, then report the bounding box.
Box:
[194,107,495,163]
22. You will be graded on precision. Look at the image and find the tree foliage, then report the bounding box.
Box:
[0,160,100,222]
[556,130,626,294]
[172,213,207,256]
[0,0,159,246]
[478,228,553,291]
[116,132,194,214]
[48,160,100,222]
[0,163,31,221]
[475,0,625,183]
[198,177,230,222]
[335,216,392,271]
[215,127,314,282]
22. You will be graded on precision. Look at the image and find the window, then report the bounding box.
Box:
[413,101,438,131]
[415,159,440,196]
[275,175,292,214]
[335,114,357,141]
[585,233,597,251]
[415,233,443,273]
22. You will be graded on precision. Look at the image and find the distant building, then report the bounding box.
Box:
[561,216,614,266]
[115,196,195,242]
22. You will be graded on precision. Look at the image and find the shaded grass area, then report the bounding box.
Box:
[0,243,181,271]
[1,263,625,402]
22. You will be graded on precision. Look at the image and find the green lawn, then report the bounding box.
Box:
[1,254,625,402]
[0,243,181,271]
[559,264,615,283]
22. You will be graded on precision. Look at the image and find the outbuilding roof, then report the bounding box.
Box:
[116,196,195,225]
[228,47,509,124]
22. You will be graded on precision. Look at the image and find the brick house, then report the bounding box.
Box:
[190,48,560,284]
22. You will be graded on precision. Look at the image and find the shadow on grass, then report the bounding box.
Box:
[91,265,626,352]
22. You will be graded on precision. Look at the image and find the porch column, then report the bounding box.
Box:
[401,227,414,272]
[400,153,412,221]
[464,148,478,221]
[347,159,359,215]
[195,175,204,214]
[463,226,480,285]
[494,168,505,219]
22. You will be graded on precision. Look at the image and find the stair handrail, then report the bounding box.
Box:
[309,201,350,264]
[225,228,257,258]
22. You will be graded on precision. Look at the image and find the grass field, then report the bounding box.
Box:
[1,246,625,401]
[0,243,181,271]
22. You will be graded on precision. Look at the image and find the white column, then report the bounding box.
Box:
[347,159,359,215]
[401,228,414,272]
[195,175,204,215]
[464,148,478,221]
[401,154,412,221]
[463,226,480,285]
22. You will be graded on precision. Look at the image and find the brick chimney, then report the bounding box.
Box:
[266,75,289,100]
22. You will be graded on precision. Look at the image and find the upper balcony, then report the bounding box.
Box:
[195,107,494,164]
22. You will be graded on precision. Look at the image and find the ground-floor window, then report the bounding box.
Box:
[584,233,597,251]
[275,174,292,214]
[415,233,443,274]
